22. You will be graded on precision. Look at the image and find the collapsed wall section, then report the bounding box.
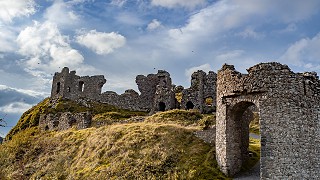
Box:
[39,112,92,131]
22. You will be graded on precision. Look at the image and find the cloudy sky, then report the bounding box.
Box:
[1,0,320,135]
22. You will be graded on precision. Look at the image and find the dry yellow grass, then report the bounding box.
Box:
[0,122,229,179]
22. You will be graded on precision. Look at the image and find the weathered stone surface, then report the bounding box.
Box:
[39,112,92,131]
[194,127,216,144]
[181,70,217,113]
[51,67,106,101]
[216,62,320,179]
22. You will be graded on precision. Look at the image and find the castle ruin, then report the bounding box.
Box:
[50,67,215,113]
[216,62,319,179]
[181,70,217,113]
[46,62,320,179]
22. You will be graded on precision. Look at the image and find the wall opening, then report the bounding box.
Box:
[205,97,213,106]
[67,86,71,92]
[79,81,84,92]
[158,102,166,111]
[230,102,260,177]
[186,101,194,110]
[45,125,49,131]
[56,82,61,94]
[53,121,59,128]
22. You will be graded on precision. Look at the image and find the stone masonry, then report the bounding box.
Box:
[216,62,320,179]
[51,67,106,101]
[39,112,92,131]
[51,68,180,112]
[181,70,217,113]
[47,63,320,179]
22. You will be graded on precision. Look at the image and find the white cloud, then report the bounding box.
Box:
[0,0,36,23]
[279,33,320,70]
[237,27,264,39]
[0,102,32,114]
[44,0,80,26]
[110,0,127,7]
[116,12,144,26]
[151,0,205,8]
[76,30,126,55]
[167,0,320,53]
[215,50,245,62]
[0,84,48,98]
[17,21,84,72]
[185,63,212,81]
[147,19,162,31]
[277,23,297,33]
[0,27,16,53]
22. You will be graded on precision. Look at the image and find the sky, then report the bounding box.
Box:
[1,0,320,135]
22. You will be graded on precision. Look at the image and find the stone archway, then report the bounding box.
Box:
[216,63,320,179]
[230,101,259,170]
[216,98,261,176]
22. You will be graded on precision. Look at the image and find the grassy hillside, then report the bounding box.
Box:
[1,98,260,179]
[0,123,229,179]
[6,98,146,140]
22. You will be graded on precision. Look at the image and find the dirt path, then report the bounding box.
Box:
[233,161,260,180]
[234,133,261,180]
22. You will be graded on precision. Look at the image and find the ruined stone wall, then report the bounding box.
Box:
[39,112,92,131]
[152,70,176,112]
[181,70,217,113]
[51,67,106,101]
[100,90,140,111]
[216,62,320,179]
[100,70,176,112]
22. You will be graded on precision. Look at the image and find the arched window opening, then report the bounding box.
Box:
[67,86,71,92]
[158,102,166,111]
[186,101,194,110]
[79,81,84,92]
[56,82,61,94]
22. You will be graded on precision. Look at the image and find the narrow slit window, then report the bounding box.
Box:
[79,81,84,92]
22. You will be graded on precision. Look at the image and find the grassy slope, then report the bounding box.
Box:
[0,123,228,179]
[6,98,146,140]
[1,98,260,179]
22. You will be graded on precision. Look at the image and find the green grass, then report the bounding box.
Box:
[145,109,203,126]
[5,98,51,140]
[249,112,260,135]
[241,137,261,172]
[1,98,260,179]
[5,98,146,140]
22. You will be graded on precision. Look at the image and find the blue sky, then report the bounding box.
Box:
[1,0,320,135]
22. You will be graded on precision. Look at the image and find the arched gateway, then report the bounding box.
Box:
[216,63,319,179]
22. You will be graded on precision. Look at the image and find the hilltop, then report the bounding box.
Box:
[0,98,260,179]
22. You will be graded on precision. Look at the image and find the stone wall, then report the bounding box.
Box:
[50,68,216,114]
[216,62,320,179]
[51,67,106,101]
[39,112,92,131]
[181,70,217,113]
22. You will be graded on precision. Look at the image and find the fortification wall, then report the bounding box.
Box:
[51,67,106,101]
[39,112,92,131]
[216,62,320,179]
